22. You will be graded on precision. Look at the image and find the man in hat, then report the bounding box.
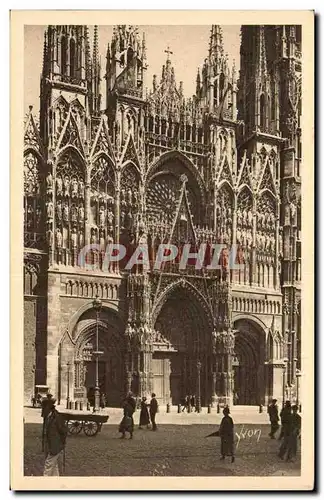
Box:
[43,398,67,476]
[268,399,280,439]
[41,393,55,452]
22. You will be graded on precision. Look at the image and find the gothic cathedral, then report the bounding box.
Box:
[24,25,301,407]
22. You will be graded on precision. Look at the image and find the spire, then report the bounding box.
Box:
[142,32,147,62]
[196,67,201,95]
[209,25,224,62]
[257,26,268,76]
[93,25,99,69]
[91,25,101,114]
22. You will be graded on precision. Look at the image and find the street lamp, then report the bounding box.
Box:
[196,360,202,413]
[66,361,71,409]
[93,295,103,412]
[282,357,288,408]
[296,368,301,409]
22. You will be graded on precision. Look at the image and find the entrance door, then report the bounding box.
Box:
[152,352,171,404]
[152,351,183,404]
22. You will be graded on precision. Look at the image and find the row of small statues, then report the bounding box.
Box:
[47,173,84,198]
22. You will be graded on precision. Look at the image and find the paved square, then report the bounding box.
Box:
[24,421,301,477]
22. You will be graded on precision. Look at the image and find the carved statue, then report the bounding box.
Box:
[46,172,53,193]
[90,228,97,245]
[78,180,85,197]
[64,177,70,196]
[107,209,114,225]
[47,228,53,247]
[56,176,63,196]
[56,201,62,222]
[99,229,105,249]
[78,205,84,222]
[99,205,106,227]
[55,228,63,248]
[71,228,78,249]
[71,178,79,198]
[46,201,53,219]
[248,210,253,226]
[63,202,69,223]
[71,205,78,223]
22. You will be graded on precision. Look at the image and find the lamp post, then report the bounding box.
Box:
[282,357,288,408]
[296,368,301,409]
[93,295,102,413]
[66,361,71,409]
[196,360,202,413]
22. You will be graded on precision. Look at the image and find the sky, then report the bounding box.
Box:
[24,25,241,116]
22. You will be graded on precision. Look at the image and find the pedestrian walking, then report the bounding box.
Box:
[278,400,292,440]
[181,395,189,412]
[100,392,106,409]
[219,407,235,463]
[191,395,196,411]
[268,399,280,439]
[43,398,67,476]
[119,392,136,439]
[233,392,239,405]
[41,393,55,452]
[139,396,150,429]
[149,393,159,431]
[286,405,301,460]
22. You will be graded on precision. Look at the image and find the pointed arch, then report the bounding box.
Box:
[152,278,213,331]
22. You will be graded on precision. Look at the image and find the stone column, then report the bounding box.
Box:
[84,168,91,246]
[251,197,257,286]
[46,353,59,398]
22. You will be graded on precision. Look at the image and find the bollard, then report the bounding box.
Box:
[177,404,181,414]
[259,404,263,413]
[87,401,90,411]
[79,401,83,411]
[187,403,191,413]
[207,404,211,414]
[217,403,220,414]
[166,403,170,413]
[75,401,79,410]
[68,401,73,410]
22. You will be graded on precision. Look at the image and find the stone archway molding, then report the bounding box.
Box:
[152,278,214,330]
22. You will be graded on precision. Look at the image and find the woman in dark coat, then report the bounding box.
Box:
[119,393,136,439]
[219,407,235,462]
[139,396,150,429]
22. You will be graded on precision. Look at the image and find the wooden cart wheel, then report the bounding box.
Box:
[67,420,83,435]
[83,421,99,437]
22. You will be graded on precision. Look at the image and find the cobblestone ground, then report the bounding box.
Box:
[24,423,301,477]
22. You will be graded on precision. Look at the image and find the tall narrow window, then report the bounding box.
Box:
[70,38,76,78]
[61,36,67,75]
[219,73,225,101]
[260,94,266,131]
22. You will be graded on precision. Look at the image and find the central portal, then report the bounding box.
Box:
[153,283,212,405]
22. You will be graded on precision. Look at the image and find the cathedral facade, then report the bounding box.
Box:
[23,24,302,407]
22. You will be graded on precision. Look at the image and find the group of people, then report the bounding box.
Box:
[268,399,301,461]
[181,395,199,412]
[118,392,159,439]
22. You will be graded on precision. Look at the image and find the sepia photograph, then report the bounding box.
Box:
[10,9,314,491]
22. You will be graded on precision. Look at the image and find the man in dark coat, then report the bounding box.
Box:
[149,393,159,431]
[41,393,55,452]
[43,398,67,476]
[278,400,292,440]
[268,399,280,439]
[219,407,235,463]
[286,405,301,460]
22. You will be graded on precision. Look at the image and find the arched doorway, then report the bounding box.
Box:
[71,308,125,407]
[233,318,266,405]
[152,282,213,405]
